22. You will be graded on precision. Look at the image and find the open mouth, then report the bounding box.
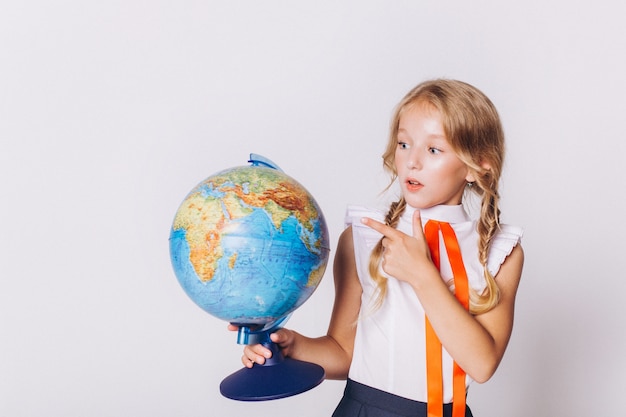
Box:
[406,179,423,191]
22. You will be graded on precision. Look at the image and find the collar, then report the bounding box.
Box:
[402,204,470,225]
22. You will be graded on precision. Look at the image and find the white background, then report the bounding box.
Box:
[1,1,625,416]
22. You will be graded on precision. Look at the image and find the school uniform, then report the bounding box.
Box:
[332,204,523,417]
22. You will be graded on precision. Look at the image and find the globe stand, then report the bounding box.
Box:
[219,325,325,401]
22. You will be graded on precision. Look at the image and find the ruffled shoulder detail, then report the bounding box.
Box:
[487,224,524,277]
[344,206,389,287]
[344,205,385,255]
[345,205,385,228]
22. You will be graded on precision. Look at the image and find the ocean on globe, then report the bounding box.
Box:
[169,158,330,327]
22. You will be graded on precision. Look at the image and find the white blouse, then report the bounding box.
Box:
[345,204,523,402]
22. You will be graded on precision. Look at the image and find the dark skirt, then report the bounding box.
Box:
[332,379,473,417]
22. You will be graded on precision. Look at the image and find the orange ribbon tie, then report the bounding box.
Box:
[424,220,470,417]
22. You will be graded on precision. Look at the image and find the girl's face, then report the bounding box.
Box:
[395,102,474,208]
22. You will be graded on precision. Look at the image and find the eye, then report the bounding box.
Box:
[398,141,410,150]
[428,147,442,155]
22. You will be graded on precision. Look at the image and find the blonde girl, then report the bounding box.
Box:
[240,79,524,417]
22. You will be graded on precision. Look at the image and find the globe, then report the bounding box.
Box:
[169,154,330,401]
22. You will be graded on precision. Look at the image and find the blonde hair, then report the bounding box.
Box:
[369,79,505,314]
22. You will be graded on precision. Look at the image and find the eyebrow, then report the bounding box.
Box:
[397,129,447,141]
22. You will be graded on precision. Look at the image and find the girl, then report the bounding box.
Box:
[240,79,524,417]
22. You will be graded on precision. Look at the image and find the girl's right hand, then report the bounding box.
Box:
[226,325,296,368]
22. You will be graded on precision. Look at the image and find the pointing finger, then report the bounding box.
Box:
[360,217,399,238]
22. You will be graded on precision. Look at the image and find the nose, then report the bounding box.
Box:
[406,149,422,170]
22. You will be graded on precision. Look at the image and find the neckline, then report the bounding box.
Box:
[402,204,470,224]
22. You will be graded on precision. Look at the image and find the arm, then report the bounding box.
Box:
[362,211,524,383]
[239,227,362,380]
[415,243,523,383]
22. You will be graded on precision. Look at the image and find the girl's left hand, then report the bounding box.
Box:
[361,210,437,286]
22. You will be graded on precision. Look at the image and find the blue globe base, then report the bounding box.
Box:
[220,341,325,401]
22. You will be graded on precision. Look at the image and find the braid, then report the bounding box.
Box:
[469,174,502,314]
[368,198,406,309]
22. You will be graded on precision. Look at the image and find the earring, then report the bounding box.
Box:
[467,182,475,188]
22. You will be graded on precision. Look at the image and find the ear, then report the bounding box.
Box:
[465,162,492,183]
